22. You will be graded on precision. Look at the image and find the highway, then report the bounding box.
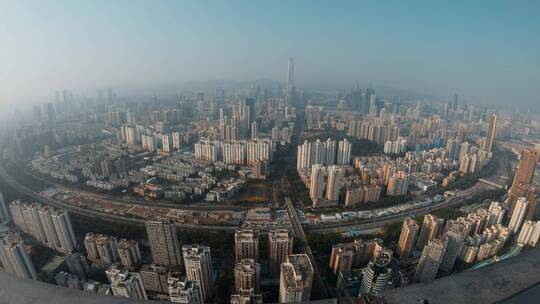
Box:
[285,196,328,299]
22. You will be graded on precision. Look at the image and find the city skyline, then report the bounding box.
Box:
[1,1,540,113]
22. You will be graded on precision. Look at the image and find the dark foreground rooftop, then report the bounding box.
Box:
[0,271,159,304]
[380,246,540,304]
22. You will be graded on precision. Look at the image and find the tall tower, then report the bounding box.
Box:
[286,57,295,103]
[268,229,293,276]
[414,238,446,282]
[359,249,393,296]
[145,219,182,266]
[182,245,214,301]
[397,218,419,259]
[483,113,497,153]
[234,229,259,263]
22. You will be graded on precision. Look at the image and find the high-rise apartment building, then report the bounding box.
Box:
[0,192,9,223]
[230,288,263,304]
[509,149,539,216]
[309,164,326,200]
[483,113,497,153]
[440,223,467,272]
[329,244,355,274]
[508,197,529,234]
[0,235,37,280]
[9,201,77,255]
[325,165,343,201]
[146,219,182,266]
[416,214,444,250]
[168,277,203,304]
[235,229,259,263]
[109,268,148,300]
[139,264,170,294]
[182,244,214,301]
[234,259,261,293]
[279,254,314,303]
[268,229,293,276]
[397,218,419,259]
[118,239,142,269]
[414,238,446,282]
[359,249,393,296]
[386,171,409,196]
[336,139,352,164]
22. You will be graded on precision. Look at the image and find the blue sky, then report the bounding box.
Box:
[1,0,539,108]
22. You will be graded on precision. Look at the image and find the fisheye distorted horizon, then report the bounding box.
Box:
[1,0,539,109]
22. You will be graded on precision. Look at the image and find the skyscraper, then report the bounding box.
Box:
[0,235,37,280]
[397,218,419,259]
[268,229,293,276]
[414,238,446,282]
[416,214,444,250]
[359,249,393,296]
[286,57,295,103]
[234,259,261,293]
[139,264,170,295]
[145,219,182,266]
[325,165,343,201]
[182,244,214,301]
[483,113,497,153]
[279,254,314,303]
[509,149,539,218]
[235,229,259,263]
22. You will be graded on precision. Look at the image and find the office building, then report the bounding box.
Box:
[397,218,419,259]
[359,249,393,295]
[279,254,314,303]
[146,219,182,266]
[268,229,293,276]
[168,277,203,304]
[234,259,261,293]
[235,229,259,263]
[416,214,444,250]
[183,244,214,301]
[414,238,446,282]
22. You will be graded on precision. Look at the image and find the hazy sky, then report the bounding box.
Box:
[1,0,539,108]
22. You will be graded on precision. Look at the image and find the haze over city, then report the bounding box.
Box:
[1,2,540,304]
[1,0,540,113]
